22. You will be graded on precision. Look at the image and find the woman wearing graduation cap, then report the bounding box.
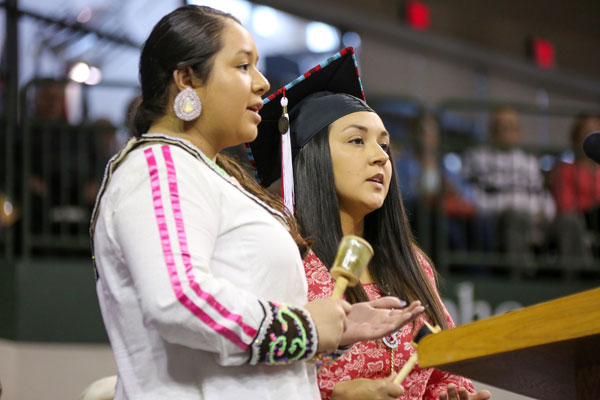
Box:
[252,48,492,400]
[89,6,424,399]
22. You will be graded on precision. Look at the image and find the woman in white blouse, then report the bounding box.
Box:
[89,5,423,399]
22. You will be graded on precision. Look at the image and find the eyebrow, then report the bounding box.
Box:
[343,124,368,133]
[343,124,390,138]
[236,49,259,62]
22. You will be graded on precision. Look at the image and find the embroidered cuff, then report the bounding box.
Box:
[249,300,318,365]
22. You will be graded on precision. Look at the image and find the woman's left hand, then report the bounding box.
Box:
[339,297,424,346]
[438,383,492,400]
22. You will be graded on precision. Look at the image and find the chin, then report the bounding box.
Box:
[364,200,385,214]
[241,127,258,143]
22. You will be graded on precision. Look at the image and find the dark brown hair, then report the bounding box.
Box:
[131,5,236,136]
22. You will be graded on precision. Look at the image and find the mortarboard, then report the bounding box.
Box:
[248,47,373,212]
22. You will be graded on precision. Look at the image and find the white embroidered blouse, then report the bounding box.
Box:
[91,134,319,399]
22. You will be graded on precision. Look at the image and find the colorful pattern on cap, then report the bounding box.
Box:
[245,47,365,182]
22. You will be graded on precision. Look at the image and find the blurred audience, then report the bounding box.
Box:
[32,80,68,120]
[395,114,476,251]
[461,106,556,261]
[395,114,442,209]
[549,113,600,261]
[27,81,99,235]
[29,81,68,202]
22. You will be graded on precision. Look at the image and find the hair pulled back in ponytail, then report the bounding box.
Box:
[128,6,307,254]
[130,5,238,137]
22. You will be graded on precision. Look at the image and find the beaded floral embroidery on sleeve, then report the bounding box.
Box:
[249,300,318,365]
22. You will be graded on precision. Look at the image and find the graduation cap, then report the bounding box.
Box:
[248,47,373,212]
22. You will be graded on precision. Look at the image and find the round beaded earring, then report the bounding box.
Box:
[173,87,202,121]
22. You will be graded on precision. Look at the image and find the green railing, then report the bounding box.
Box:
[20,117,101,256]
[0,78,138,259]
[4,86,600,282]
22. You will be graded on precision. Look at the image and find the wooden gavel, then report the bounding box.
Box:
[329,235,374,299]
[393,321,442,384]
[328,235,441,386]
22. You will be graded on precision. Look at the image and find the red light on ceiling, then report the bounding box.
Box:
[531,37,555,69]
[406,0,430,30]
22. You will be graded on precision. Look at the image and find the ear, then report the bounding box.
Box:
[172,67,196,92]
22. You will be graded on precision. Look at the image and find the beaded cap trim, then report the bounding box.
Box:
[245,46,365,183]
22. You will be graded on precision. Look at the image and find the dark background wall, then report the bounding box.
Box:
[294,0,600,81]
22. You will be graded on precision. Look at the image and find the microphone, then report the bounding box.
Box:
[583,132,600,164]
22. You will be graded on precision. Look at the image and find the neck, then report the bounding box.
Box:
[148,114,219,161]
[339,209,374,283]
[339,209,365,238]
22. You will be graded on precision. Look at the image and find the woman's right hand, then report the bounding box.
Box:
[331,377,405,400]
[304,299,352,353]
[340,298,424,346]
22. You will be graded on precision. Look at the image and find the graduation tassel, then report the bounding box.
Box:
[279,88,294,214]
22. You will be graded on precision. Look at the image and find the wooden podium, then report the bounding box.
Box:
[417,287,600,400]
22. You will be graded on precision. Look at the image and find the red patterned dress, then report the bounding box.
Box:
[304,251,475,400]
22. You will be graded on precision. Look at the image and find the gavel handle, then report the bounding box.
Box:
[331,276,349,299]
[393,352,418,384]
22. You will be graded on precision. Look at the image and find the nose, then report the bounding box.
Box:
[252,69,270,96]
[369,142,389,166]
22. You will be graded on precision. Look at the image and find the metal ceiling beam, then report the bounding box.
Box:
[250,0,600,102]
[1,3,141,49]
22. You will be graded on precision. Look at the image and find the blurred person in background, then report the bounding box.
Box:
[395,115,443,212]
[549,113,600,262]
[29,80,68,201]
[395,114,476,252]
[27,81,98,232]
[461,106,556,264]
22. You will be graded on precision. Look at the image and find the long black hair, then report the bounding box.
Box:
[294,125,448,329]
